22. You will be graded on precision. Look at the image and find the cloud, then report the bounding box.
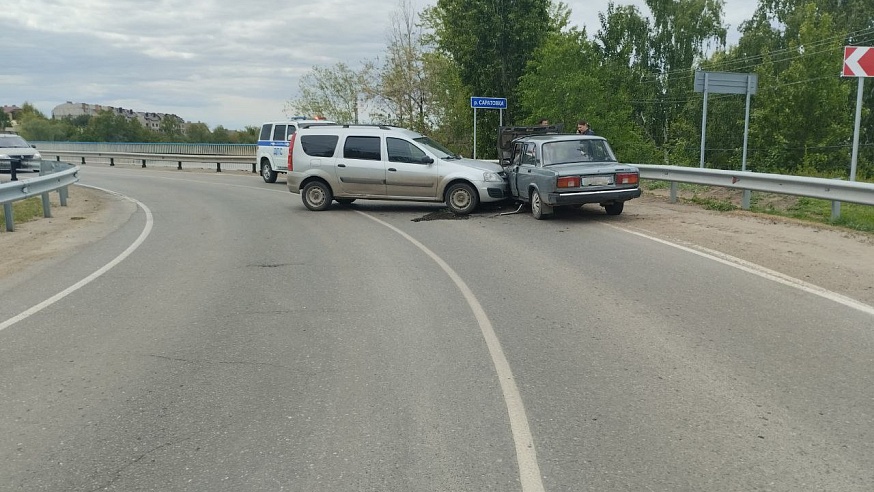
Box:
[1,0,758,131]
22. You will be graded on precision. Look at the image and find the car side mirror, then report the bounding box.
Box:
[420,156,434,164]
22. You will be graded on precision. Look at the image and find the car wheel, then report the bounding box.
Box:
[445,183,478,215]
[335,198,356,206]
[302,181,333,211]
[261,160,277,183]
[604,201,624,215]
[530,189,553,220]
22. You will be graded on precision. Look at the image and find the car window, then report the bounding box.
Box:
[542,140,617,165]
[343,136,381,160]
[511,143,524,166]
[286,125,298,139]
[412,136,455,158]
[259,124,271,140]
[300,135,339,157]
[520,143,537,165]
[272,124,287,141]
[387,137,427,163]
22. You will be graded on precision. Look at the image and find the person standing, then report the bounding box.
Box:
[538,118,550,126]
[576,120,595,135]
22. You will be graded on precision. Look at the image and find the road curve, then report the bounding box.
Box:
[1,167,872,491]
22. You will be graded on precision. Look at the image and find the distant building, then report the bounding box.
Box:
[52,102,185,131]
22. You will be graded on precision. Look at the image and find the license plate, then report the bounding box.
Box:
[582,176,613,186]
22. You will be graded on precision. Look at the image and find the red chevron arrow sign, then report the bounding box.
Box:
[843,46,874,77]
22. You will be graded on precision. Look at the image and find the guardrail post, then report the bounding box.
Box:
[10,158,19,181]
[59,186,68,206]
[832,201,841,221]
[252,163,257,173]
[110,157,115,167]
[142,159,147,168]
[670,182,678,203]
[741,190,751,210]
[178,161,182,170]
[41,192,52,218]
[81,156,86,165]
[216,162,222,172]
[3,203,14,232]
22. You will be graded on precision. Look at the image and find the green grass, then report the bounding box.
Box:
[642,180,874,234]
[689,196,738,211]
[752,197,874,233]
[0,197,43,227]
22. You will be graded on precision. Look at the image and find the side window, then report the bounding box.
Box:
[259,124,272,140]
[387,137,427,163]
[343,136,382,160]
[511,143,524,166]
[286,124,298,140]
[521,143,537,165]
[272,124,287,141]
[300,135,339,157]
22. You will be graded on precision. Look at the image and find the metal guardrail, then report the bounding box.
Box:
[32,141,255,156]
[1,162,79,232]
[40,150,255,173]
[635,164,874,207]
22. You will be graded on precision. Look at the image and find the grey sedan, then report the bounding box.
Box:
[503,133,641,219]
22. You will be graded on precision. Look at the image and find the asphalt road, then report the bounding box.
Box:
[1,167,872,491]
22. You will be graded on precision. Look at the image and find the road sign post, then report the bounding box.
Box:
[470,97,507,159]
[843,46,874,183]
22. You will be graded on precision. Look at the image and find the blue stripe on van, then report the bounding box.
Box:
[257,140,289,147]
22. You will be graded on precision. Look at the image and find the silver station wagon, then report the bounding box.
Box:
[286,125,508,215]
[501,129,641,219]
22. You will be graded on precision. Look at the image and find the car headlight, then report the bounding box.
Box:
[33,152,42,160]
[482,171,504,182]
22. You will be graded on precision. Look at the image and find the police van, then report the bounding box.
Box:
[256,117,334,183]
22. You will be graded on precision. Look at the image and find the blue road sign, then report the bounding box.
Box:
[470,97,507,109]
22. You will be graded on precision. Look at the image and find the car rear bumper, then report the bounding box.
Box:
[286,172,303,194]
[547,188,641,206]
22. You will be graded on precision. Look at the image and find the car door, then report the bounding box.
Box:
[384,137,438,198]
[512,142,538,201]
[334,135,387,196]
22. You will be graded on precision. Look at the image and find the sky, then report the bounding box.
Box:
[2,0,759,131]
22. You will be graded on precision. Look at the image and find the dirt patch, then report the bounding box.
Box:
[623,191,874,306]
[0,183,135,281]
[412,210,470,222]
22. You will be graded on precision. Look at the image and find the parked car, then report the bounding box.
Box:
[500,127,641,219]
[257,117,335,183]
[286,125,508,214]
[0,133,42,173]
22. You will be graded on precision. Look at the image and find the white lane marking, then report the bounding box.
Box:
[0,185,153,332]
[604,223,874,317]
[357,211,545,492]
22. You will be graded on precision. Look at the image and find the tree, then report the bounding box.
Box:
[286,62,375,124]
[371,0,430,133]
[159,115,185,141]
[184,122,212,143]
[517,29,659,162]
[80,110,148,142]
[0,109,10,130]
[423,0,554,157]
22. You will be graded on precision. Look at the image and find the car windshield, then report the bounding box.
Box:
[414,136,458,159]
[0,135,30,148]
[541,139,617,166]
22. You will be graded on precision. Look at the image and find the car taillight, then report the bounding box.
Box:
[287,133,297,171]
[557,176,580,188]
[616,172,639,185]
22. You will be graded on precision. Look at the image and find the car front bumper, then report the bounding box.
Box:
[476,182,509,203]
[547,188,641,206]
